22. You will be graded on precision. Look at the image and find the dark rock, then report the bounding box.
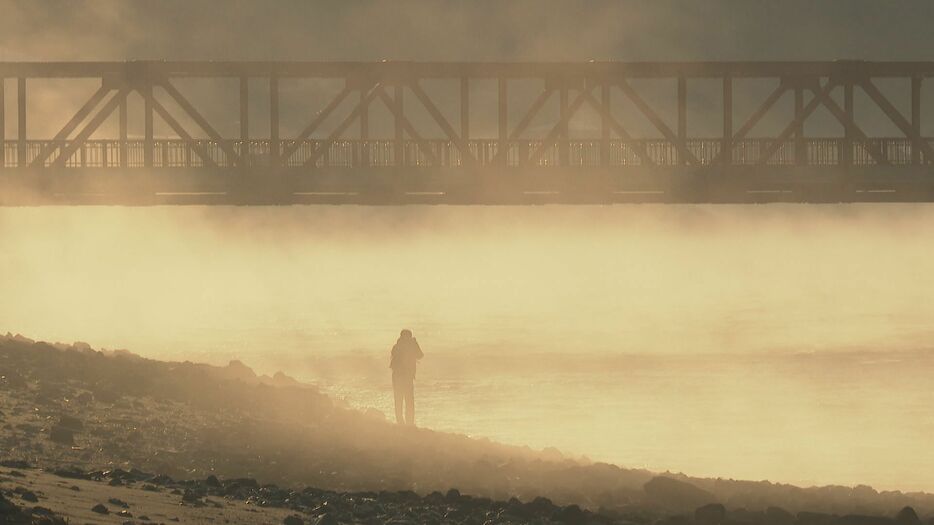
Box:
[314,513,338,525]
[423,491,445,505]
[644,476,717,511]
[799,512,836,525]
[896,508,921,525]
[108,498,129,508]
[0,492,23,516]
[205,474,222,487]
[182,488,203,504]
[0,460,31,469]
[117,509,133,517]
[30,506,54,516]
[445,488,461,501]
[52,467,90,480]
[834,516,896,525]
[284,515,305,525]
[527,496,556,515]
[696,503,727,525]
[48,425,75,445]
[58,414,83,431]
[19,490,39,503]
[766,507,795,525]
[91,503,109,514]
[554,504,587,524]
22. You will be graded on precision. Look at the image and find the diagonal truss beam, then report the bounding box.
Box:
[490,88,554,164]
[757,80,837,166]
[281,85,353,161]
[525,87,595,165]
[301,85,382,167]
[408,80,475,165]
[711,82,788,164]
[805,83,889,166]
[149,94,218,168]
[160,80,240,165]
[616,79,699,165]
[375,86,440,166]
[582,91,656,166]
[860,79,934,163]
[508,88,554,140]
[53,88,129,167]
[31,85,111,167]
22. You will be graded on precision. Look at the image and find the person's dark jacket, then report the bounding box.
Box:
[390,336,423,380]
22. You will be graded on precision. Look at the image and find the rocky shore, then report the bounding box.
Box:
[3,332,934,524]
[2,462,932,525]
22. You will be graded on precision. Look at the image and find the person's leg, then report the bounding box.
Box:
[405,380,415,426]
[392,376,405,424]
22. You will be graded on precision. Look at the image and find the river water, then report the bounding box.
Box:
[1,203,933,491]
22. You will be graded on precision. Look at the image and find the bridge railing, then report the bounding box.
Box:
[2,138,930,169]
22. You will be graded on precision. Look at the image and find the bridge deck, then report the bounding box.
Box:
[1,61,932,204]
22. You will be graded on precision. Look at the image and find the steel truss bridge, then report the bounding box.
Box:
[1,60,933,205]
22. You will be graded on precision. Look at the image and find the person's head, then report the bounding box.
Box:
[399,329,413,339]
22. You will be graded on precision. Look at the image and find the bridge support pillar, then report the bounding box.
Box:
[460,77,469,160]
[498,78,508,167]
[794,82,805,166]
[359,88,369,167]
[17,77,26,167]
[678,76,687,166]
[239,76,249,168]
[722,75,732,165]
[912,76,922,165]
[144,83,153,168]
[394,84,404,167]
[559,81,569,167]
[118,90,128,168]
[601,83,611,167]
[0,78,5,169]
[843,82,854,167]
[270,74,279,167]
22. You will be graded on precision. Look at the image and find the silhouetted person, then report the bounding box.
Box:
[390,329,423,426]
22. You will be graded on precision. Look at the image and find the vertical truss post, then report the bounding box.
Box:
[119,92,128,168]
[270,74,279,167]
[394,84,404,167]
[498,77,507,167]
[239,76,249,167]
[843,82,854,167]
[359,88,369,167]
[559,80,569,167]
[794,82,805,166]
[722,75,732,165]
[0,78,5,169]
[460,77,469,144]
[912,76,922,165]
[678,76,687,165]
[600,83,611,167]
[17,77,26,167]
[240,77,249,140]
[144,82,154,168]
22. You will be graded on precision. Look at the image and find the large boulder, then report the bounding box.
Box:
[895,507,921,525]
[833,516,896,525]
[48,425,75,445]
[644,476,717,511]
[765,506,795,525]
[695,503,727,525]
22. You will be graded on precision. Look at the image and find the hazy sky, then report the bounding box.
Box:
[1,0,933,62]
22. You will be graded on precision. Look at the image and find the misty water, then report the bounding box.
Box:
[2,203,933,492]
